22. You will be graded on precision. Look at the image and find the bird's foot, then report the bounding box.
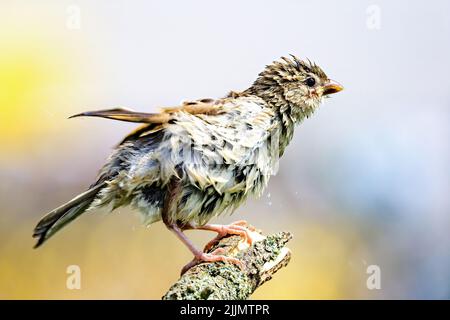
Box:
[181,248,243,275]
[202,220,258,252]
[166,222,245,275]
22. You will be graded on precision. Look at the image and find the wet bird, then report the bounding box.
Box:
[33,55,343,273]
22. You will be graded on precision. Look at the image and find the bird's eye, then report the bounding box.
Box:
[305,77,316,87]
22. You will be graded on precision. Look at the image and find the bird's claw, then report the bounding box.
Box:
[203,220,257,252]
[180,247,243,275]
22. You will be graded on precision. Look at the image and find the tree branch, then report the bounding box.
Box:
[162,231,292,300]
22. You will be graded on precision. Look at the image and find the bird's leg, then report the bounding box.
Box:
[167,223,242,275]
[187,220,258,252]
[162,178,242,275]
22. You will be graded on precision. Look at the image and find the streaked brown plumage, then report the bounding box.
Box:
[33,55,343,273]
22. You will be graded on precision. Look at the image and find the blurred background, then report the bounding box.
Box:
[0,0,449,299]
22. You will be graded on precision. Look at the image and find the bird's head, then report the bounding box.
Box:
[247,55,343,121]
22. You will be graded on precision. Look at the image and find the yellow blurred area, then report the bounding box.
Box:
[0,42,59,137]
[0,38,73,149]
[0,9,83,152]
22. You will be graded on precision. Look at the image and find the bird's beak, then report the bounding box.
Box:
[322,79,344,95]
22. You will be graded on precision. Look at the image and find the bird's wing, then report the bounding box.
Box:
[68,99,228,144]
[68,107,171,124]
[69,97,275,165]
[69,99,225,124]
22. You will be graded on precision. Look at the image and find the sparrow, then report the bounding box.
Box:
[33,55,343,273]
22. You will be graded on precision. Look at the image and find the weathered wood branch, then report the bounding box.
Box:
[162,231,292,300]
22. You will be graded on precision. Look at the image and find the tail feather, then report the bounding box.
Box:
[33,182,106,248]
